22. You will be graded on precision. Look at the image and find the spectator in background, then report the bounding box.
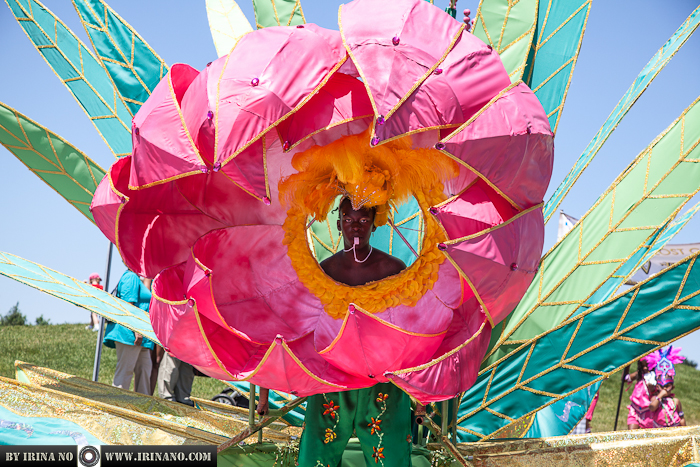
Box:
[85,273,103,331]
[158,352,195,406]
[103,269,154,394]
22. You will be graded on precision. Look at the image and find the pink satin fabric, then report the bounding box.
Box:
[91,0,554,403]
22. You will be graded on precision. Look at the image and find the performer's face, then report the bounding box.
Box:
[338,198,376,249]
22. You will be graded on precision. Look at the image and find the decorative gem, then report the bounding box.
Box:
[392,36,400,46]
[251,77,259,86]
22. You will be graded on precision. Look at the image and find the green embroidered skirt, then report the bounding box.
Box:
[298,383,412,466]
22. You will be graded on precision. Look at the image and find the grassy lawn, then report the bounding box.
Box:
[0,323,229,399]
[1,323,698,434]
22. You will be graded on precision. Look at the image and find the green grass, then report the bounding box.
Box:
[0,324,229,399]
[2,324,698,434]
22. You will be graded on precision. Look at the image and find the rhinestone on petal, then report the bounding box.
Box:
[392,36,400,46]
[349,304,355,313]
[434,68,443,75]
[207,110,214,120]
[429,207,438,215]
[510,263,518,271]
[263,197,271,206]
[251,77,259,86]
[435,142,446,150]
[200,165,209,174]
[438,243,447,251]
[371,136,380,146]
[134,127,139,136]
[187,298,195,307]
[377,115,385,125]
[283,141,291,152]
[296,25,304,28]
[213,162,221,172]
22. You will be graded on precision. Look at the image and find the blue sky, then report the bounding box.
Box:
[1,1,699,360]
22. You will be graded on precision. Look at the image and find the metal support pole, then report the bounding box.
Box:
[613,366,630,431]
[441,400,449,438]
[92,242,113,382]
[452,396,459,440]
[387,218,420,258]
[249,383,256,428]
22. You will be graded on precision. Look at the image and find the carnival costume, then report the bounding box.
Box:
[91,0,553,404]
[627,346,685,428]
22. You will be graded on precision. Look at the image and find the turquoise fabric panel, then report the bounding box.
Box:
[0,405,102,445]
[458,252,700,442]
[7,0,132,157]
[73,0,168,115]
[370,197,422,267]
[525,382,600,437]
[543,6,700,221]
[521,0,591,134]
[228,382,306,427]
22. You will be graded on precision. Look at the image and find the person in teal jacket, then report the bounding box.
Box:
[104,269,154,394]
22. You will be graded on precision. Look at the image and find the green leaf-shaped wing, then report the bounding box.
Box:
[458,251,700,441]
[486,94,700,368]
[524,0,591,134]
[207,0,254,58]
[0,102,106,223]
[472,0,539,82]
[543,6,700,222]
[72,0,169,115]
[253,0,305,28]
[0,251,157,342]
[5,0,133,157]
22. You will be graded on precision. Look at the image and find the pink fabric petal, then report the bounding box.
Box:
[90,162,123,245]
[130,64,205,188]
[150,263,257,381]
[243,334,374,396]
[213,25,346,165]
[92,156,226,277]
[340,0,463,121]
[435,188,544,325]
[442,83,554,210]
[386,298,491,403]
[276,72,373,150]
[374,30,511,142]
[317,299,450,382]
[188,226,323,344]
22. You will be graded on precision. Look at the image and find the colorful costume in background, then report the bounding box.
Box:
[627,346,685,428]
[104,270,154,394]
[91,0,553,403]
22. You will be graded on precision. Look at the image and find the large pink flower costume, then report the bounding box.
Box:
[91,0,553,403]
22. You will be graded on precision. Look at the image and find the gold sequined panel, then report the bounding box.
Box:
[15,361,295,444]
[0,376,217,445]
[15,361,246,439]
[457,425,700,466]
